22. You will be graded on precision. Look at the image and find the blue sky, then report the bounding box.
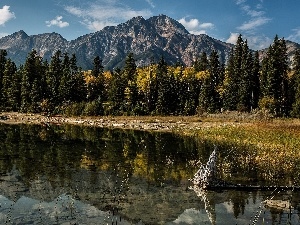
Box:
[0,0,300,50]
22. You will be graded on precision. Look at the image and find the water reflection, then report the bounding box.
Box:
[0,123,299,224]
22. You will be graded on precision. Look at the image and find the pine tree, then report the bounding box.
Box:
[260,35,289,116]
[46,50,63,109]
[108,68,126,115]
[223,35,244,111]
[73,69,86,102]
[122,53,138,114]
[155,56,170,115]
[291,49,300,117]
[29,78,42,112]
[20,50,45,112]
[194,52,209,72]
[20,70,31,112]
[199,50,222,113]
[89,56,105,102]
[59,53,72,103]
[147,66,158,114]
[92,56,104,77]
[238,40,253,112]
[2,59,17,111]
[0,49,7,107]
[251,51,261,110]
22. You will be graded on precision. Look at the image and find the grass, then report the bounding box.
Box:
[179,117,300,184]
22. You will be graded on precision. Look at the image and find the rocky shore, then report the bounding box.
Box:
[0,112,246,133]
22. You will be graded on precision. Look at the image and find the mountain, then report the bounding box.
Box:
[0,15,235,70]
[3,14,298,70]
[0,30,68,66]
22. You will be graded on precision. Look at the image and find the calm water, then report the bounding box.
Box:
[0,123,299,224]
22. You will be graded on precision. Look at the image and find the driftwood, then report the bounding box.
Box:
[192,147,299,191]
[206,183,300,191]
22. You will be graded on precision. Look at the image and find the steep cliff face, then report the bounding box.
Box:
[0,14,273,70]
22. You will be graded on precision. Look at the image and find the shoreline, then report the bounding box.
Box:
[2,111,299,135]
[0,112,249,133]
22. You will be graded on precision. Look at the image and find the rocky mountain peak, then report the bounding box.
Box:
[12,30,29,39]
[148,14,189,37]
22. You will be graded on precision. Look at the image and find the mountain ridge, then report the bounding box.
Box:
[0,15,299,70]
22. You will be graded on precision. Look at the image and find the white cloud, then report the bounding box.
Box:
[65,1,152,32]
[0,5,15,26]
[246,35,272,49]
[226,32,271,50]
[236,0,246,5]
[235,0,271,32]
[178,17,214,35]
[241,5,264,17]
[145,0,155,8]
[238,17,271,31]
[287,28,300,43]
[226,33,240,44]
[46,16,69,28]
[233,0,272,49]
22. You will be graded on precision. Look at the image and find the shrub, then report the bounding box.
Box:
[258,97,276,115]
[64,102,85,116]
[83,100,104,116]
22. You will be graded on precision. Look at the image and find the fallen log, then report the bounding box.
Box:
[192,147,299,191]
[205,183,300,191]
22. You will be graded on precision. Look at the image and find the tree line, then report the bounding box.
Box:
[1,34,300,117]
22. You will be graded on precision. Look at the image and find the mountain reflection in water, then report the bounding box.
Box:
[0,123,299,224]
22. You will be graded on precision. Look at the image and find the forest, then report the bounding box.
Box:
[1,34,300,118]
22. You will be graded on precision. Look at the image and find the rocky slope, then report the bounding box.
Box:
[0,15,233,70]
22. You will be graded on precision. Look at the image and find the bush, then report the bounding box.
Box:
[83,100,104,116]
[63,102,85,116]
[258,97,276,115]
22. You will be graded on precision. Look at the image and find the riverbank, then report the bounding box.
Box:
[1,111,300,150]
[0,111,252,132]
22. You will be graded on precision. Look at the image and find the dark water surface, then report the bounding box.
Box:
[0,123,299,224]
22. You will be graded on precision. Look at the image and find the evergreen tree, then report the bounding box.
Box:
[20,50,45,112]
[194,52,209,72]
[122,53,138,113]
[291,49,300,117]
[199,50,222,112]
[238,40,253,111]
[147,66,158,114]
[223,35,244,111]
[108,68,126,114]
[20,70,31,112]
[73,69,86,102]
[123,53,136,81]
[59,53,72,103]
[251,51,261,110]
[183,74,199,115]
[155,56,170,115]
[46,50,63,109]
[2,59,17,111]
[29,78,43,112]
[0,49,7,107]
[92,56,104,77]
[261,35,289,116]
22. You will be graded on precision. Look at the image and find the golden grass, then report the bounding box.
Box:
[179,118,300,182]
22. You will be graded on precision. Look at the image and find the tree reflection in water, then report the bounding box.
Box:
[0,123,299,224]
